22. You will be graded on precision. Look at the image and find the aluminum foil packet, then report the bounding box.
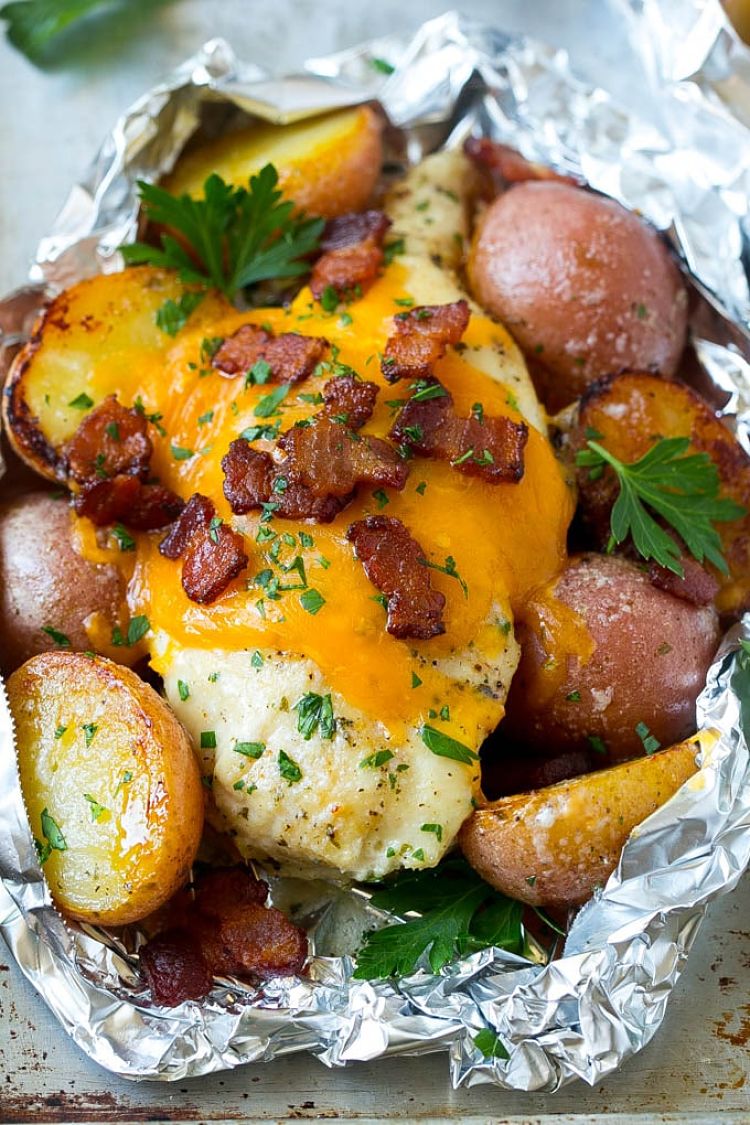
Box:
[1,1,750,1092]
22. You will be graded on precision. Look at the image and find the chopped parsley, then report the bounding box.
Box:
[81,722,98,748]
[420,822,443,842]
[295,692,336,740]
[83,793,107,822]
[41,625,71,648]
[68,392,94,410]
[373,488,390,509]
[177,680,190,701]
[278,749,302,784]
[233,741,265,759]
[254,384,289,418]
[156,290,206,336]
[200,730,217,749]
[170,443,194,461]
[420,725,478,765]
[111,523,135,551]
[360,749,395,768]
[300,588,325,615]
[419,554,468,598]
[635,721,661,755]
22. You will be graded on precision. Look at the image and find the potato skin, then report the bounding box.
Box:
[461,732,709,908]
[568,371,750,615]
[8,653,204,926]
[0,493,128,676]
[468,182,688,411]
[502,553,720,761]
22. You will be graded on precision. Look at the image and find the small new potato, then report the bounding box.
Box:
[461,731,712,908]
[468,181,688,410]
[0,493,128,675]
[8,653,204,925]
[164,105,383,218]
[502,553,720,761]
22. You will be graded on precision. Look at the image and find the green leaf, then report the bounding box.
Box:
[0,0,114,64]
[81,722,98,747]
[40,807,67,852]
[126,615,150,645]
[278,749,302,784]
[576,437,745,577]
[420,725,478,765]
[233,741,265,759]
[155,290,205,336]
[300,588,325,615]
[353,858,523,980]
[254,384,289,418]
[473,1029,509,1061]
[68,391,94,410]
[360,749,395,768]
[121,165,323,304]
[83,793,107,822]
[111,523,135,552]
[177,680,190,701]
[295,692,336,740]
[41,625,70,648]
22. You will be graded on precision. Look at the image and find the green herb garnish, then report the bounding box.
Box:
[295,692,336,740]
[420,725,477,765]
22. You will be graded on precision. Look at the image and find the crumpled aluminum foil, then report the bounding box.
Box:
[1,2,750,1092]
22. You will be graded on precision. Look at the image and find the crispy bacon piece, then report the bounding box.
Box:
[140,868,308,1006]
[464,137,581,194]
[65,395,152,484]
[311,210,391,302]
[181,521,248,604]
[221,420,406,524]
[159,493,215,558]
[347,515,446,639]
[278,418,408,496]
[221,440,348,523]
[126,484,186,531]
[381,301,470,383]
[648,556,719,606]
[140,929,213,1007]
[73,473,184,529]
[320,210,391,252]
[212,324,328,383]
[322,374,379,430]
[390,380,528,484]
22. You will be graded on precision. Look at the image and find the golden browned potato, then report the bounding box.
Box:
[460,731,713,908]
[8,653,204,926]
[502,553,720,761]
[467,182,688,411]
[163,105,383,218]
[568,371,750,615]
[0,493,132,676]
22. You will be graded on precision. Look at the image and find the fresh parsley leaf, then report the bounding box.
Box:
[278,749,302,784]
[0,0,119,64]
[300,588,325,615]
[170,443,194,461]
[371,55,395,75]
[419,554,469,598]
[81,722,98,747]
[155,290,205,336]
[200,730,217,749]
[121,165,324,310]
[575,437,745,577]
[353,858,522,979]
[41,625,70,648]
[254,384,289,418]
[126,615,150,645]
[360,749,395,768]
[68,392,93,410]
[38,807,66,859]
[111,523,135,551]
[295,692,336,740]
[177,680,190,701]
[83,793,107,822]
[635,721,661,755]
[233,741,265,759]
[420,725,478,765]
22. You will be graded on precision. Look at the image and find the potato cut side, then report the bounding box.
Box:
[163,105,383,218]
[8,652,204,925]
[2,267,232,481]
[460,730,715,909]
[570,371,750,615]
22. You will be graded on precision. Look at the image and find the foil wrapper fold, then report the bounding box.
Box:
[1,2,750,1091]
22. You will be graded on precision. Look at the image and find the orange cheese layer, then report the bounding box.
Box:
[73,266,574,734]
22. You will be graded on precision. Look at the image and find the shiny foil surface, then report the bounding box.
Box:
[1,3,750,1091]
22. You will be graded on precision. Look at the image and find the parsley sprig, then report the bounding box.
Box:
[121,164,324,309]
[576,436,745,577]
[353,858,523,979]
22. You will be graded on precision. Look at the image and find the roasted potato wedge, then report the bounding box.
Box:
[163,105,383,218]
[8,653,204,925]
[2,267,232,481]
[567,371,750,614]
[0,492,134,675]
[460,730,714,909]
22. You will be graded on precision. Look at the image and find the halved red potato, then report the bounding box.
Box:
[460,730,714,909]
[567,371,750,615]
[8,652,204,926]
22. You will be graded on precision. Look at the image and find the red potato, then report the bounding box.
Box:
[467,181,688,411]
[502,553,720,762]
[0,492,130,675]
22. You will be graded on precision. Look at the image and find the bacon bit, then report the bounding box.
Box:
[310,240,384,302]
[311,210,392,302]
[347,515,446,639]
[159,493,215,558]
[140,868,308,1006]
[212,323,328,383]
[390,379,528,484]
[140,929,213,1007]
[322,374,379,430]
[464,137,580,194]
[65,395,152,484]
[181,521,248,604]
[320,210,391,252]
[381,300,470,383]
[648,556,719,606]
[73,475,141,524]
[126,484,185,531]
[278,418,408,496]
[221,421,406,524]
